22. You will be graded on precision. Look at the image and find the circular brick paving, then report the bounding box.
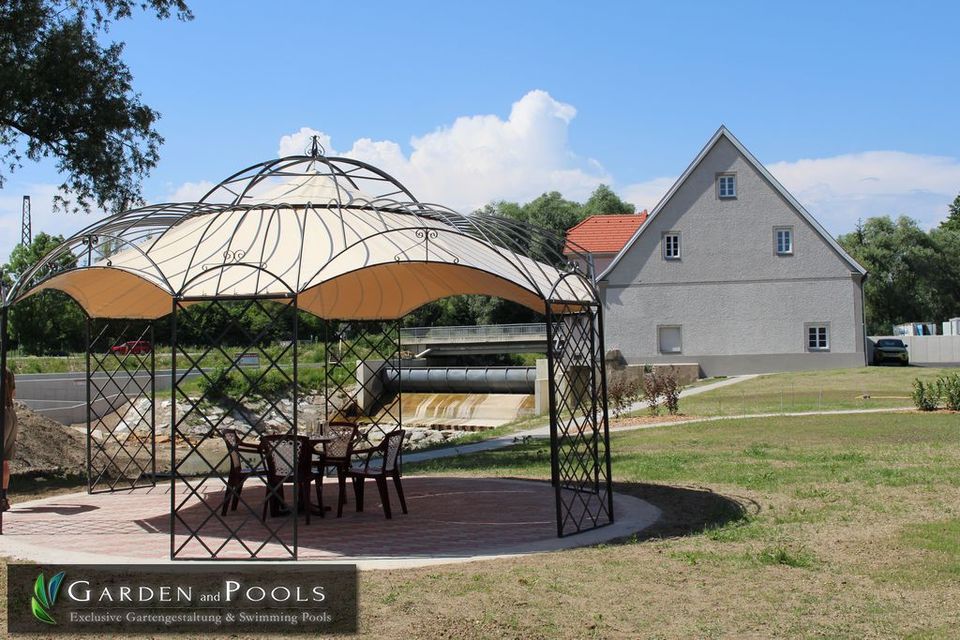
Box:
[0,476,660,568]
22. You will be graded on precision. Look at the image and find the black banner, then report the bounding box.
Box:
[6,564,357,635]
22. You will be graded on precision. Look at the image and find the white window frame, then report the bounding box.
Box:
[805,323,830,352]
[662,231,681,260]
[658,325,683,354]
[717,173,737,199]
[774,226,794,256]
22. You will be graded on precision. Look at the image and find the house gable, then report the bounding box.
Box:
[600,127,867,286]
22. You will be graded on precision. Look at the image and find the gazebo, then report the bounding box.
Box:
[0,141,613,560]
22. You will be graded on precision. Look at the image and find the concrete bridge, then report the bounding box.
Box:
[400,323,548,356]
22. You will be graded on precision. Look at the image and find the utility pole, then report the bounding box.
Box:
[20,195,31,246]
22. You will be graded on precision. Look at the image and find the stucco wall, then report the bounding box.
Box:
[601,134,865,376]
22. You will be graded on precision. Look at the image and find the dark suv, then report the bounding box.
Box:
[873,339,908,365]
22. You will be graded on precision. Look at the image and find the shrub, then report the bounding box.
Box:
[199,364,243,400]
[912,378,941,411]
[937,372,960,411]
[608,376,642,418]
[642,372,663,415]
[642,370,682,416]
[661,373,682,415]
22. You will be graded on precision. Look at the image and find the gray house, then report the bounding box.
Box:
[600,126,868,376]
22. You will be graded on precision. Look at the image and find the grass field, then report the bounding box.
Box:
[4,409,956,638]
[665,365,958,417]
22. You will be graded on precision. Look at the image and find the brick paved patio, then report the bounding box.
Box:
[0,476,660,568]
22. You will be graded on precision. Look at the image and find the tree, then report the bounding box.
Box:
[581,184,635,216]
[0,0,192,212]
[2,232,86,354]
[942,193,960,232]
[837,216,945,334]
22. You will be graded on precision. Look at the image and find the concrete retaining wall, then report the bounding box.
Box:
[868,336,960,365]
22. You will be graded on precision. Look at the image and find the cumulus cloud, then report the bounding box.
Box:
[165,180,217,202]
[767,151,960,232]
[621,151,960,235]
[279,90,611,211]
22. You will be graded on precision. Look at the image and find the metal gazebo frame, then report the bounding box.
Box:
[0,141,614,556]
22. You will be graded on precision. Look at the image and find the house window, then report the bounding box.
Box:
[658,325,682,354]
[806,324,829,351]
[663,232,681,260]
[775,227,794,255]
[717,174,737,199]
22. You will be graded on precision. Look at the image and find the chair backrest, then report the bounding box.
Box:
[261,434,309,481]
[220,429,242,471]
[383,429,405,473]
[325,423,358,460]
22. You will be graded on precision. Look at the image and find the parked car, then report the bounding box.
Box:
[873,339,909,366]
[110,340,152,355]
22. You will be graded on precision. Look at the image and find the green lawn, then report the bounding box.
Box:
[668,365,959,417]
[376,411,960,639]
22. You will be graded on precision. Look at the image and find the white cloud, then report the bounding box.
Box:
[620,177,677,214]
[279,90,610,211]
[767,151,960,232]
[165,180,216,202]
[620,151,960,234]
[278,128,334,158]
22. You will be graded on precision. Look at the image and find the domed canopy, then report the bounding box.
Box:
[5,150,598,320]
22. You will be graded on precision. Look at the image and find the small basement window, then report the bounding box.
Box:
[663,232,681,260]
[658,325,682,354]
[775,227,793,255]
[718,174,736,199]
[806,324,829,351]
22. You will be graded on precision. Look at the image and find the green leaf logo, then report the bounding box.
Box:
[31,571,65,625]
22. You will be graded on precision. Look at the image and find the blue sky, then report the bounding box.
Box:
[2,0,959,260]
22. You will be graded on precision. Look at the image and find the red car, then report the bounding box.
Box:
[110,340,152,355]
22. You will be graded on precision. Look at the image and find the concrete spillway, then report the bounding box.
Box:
[382,366,536,394]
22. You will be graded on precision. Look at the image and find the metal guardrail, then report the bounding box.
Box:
[400,323,548,343]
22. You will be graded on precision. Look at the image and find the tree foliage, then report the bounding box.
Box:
[0,0,192,211]
[942,193,960,232]
[582,184,635,216]
[838,215,960,334]
[2,232,86,354]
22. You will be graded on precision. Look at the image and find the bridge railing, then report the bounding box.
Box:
[400,323,547,343]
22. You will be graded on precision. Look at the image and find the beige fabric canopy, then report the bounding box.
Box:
[19,171,596,320]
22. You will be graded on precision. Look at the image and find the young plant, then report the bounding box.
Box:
[912,378,941,411]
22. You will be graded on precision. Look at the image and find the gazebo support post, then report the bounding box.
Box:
[86,317,157,493]
[597,304,615,522]
[0,305,8,535]
[170,295,300,560]
[84,313,92,493]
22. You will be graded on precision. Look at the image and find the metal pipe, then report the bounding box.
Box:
[382,366,535,394]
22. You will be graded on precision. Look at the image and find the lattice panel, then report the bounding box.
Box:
[170,298,299,560]
[86,319,156,494]
[546,305,613,536]
[324,321,401,450]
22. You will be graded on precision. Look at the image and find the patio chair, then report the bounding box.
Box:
[260,434,322,524]
[347,429,407,519]
[315,422,359,518]
[218,429,265,516]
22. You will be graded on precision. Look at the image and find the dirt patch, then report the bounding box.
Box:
[6,402,86,475]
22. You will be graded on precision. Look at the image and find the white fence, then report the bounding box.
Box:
[868,336,960,364]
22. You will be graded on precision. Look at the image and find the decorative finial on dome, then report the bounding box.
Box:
[308,135,325,158]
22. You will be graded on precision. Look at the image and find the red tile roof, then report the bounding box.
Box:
[564,211,648,255]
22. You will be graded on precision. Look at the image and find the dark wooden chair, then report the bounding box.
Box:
[347,429,407,519]
[260,434,322,524]
[315,422,359,518]
[219,429,265,516]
